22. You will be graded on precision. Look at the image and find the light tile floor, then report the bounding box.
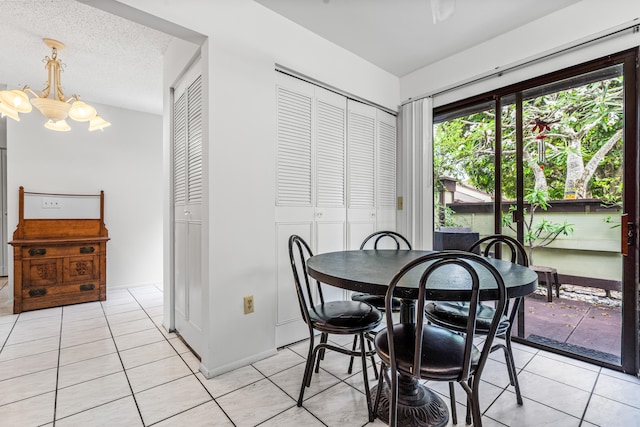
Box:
[0,283,639,426]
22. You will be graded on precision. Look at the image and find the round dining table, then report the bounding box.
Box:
[306,249,538,427]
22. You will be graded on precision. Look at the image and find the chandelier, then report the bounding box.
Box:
[0,38,111,132]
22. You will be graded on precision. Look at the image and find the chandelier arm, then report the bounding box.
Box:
[53,57,65,101]
[22,87,40,98]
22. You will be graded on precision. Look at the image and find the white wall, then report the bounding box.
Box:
[120,0,400,375]
[401,0,640,106]
[7,102,163,290]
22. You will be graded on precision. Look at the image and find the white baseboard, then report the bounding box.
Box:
[198,348,278,378]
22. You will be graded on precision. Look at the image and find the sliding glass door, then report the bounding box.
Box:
[433,49,638,373]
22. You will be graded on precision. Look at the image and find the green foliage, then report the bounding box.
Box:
[433,74,624,202]
[502,188,574,264]
[434,201,462,229]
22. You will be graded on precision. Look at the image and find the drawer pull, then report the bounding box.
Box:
[80,246,95,254]
[80,284,95,291]
[29,248,47,256]
[29,289,47,297]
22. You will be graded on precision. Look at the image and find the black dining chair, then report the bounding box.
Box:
[288,235,382,421]
[373,251,507,427]
[348,231,411,376]
[424,234,528,423]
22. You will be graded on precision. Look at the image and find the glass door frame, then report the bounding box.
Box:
[433,48,639,374]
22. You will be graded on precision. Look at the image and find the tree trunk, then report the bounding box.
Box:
[577,129,623,197]
[564,136,585,197]
[524,151,548,192]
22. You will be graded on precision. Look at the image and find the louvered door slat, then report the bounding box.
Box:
[173,92,187,205]
[316,99,345,207]
[277,87,312,206]
[187,76,203,203]
[348,111,375,208]
[377,121,396,207]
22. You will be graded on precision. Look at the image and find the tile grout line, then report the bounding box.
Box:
[579,367,602,426]
[100,290,146,426]
[0,313,19,355]
[51,309,64,427]
[127,287,231,426]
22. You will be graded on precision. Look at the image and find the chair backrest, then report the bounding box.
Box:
[383,251,507,422]
[360,231,412,250]
[468,234,529,267]
[467,234,528,331]
[288,235,325,329]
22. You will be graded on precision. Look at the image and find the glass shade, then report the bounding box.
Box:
[88,115,111,131]
[0,102,20,121]
[31,97,71,122]
[69,100,97,122]
[44,119,71,132]
[0,90,32,113]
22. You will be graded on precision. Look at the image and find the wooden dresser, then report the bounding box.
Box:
[9,187,109,313]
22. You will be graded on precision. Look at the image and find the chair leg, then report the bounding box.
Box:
[554,271,560,297]
[470,376,483,427]
[298,336,316,406]
[347,335,358,374]
[389,367,398,427]
[366,338,379,380]
[465,378,472,425]
[373,363,386,418]
[448,382,458,424]
[504,336,523,405]
[359,332,374,422]
[314,333,328,373]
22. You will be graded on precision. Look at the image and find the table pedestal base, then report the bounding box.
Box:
[372,374,449,427]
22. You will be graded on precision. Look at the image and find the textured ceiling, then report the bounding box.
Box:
[0,0,174,115]
[255,0,581,77]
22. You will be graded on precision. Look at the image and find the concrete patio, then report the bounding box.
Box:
[515,285,622,365]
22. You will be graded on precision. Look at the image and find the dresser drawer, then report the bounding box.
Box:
[21,282,101,312]
[21,244,102,259]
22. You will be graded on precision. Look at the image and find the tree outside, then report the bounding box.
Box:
[433,68,624,263]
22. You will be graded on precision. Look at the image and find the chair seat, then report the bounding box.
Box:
[425,301,509,335]
[351,293,402,312]
[309,300,382,334]
[374,323,480,381]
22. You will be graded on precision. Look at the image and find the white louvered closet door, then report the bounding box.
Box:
[275,74,315,347]
[376,109,397,231]
[173,61,204,356]
[347,100,377,249]
[313,87,347,301]
[274,74,348,346]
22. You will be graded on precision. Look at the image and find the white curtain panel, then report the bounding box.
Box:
[398,97,434,249]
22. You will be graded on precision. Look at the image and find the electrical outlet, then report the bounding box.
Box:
[42,197,62,209]
[244,295,254,314]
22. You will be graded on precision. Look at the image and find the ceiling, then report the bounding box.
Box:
[256,0,581,77]
[0,0,582,117]
[0,0,174,115]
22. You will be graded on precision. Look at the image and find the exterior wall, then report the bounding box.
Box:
[452,202,622,280]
